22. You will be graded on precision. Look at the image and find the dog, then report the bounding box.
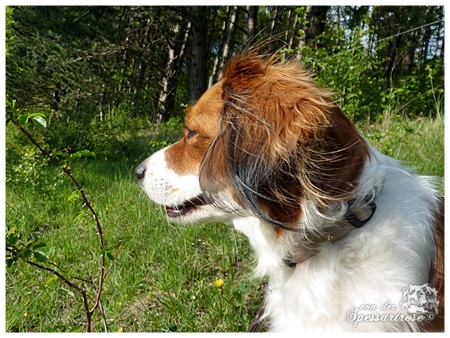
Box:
[136,54,444,332]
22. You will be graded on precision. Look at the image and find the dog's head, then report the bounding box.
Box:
[136,54,369,229]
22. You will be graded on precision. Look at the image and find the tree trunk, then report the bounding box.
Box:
[283,8,292,43]
[384,24,402,89]
[244,6,258,46]
[189,6,209,104]
[158,17,191,122]
[297,6,329,60]
[304,6,329,45]
[288,11,299,51]
[403,29,418,74]
[209,7,231,87]
[220,6,238,72]
[270,6,279,39]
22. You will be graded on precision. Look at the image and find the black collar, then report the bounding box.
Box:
[283,196,377,267]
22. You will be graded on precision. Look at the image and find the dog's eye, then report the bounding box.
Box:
[185,128,198,140]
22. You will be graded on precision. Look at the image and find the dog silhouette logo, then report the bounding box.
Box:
[399,283,438,316]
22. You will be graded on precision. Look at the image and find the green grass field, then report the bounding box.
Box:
[5,115,444,332]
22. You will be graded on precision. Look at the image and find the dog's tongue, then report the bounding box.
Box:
[165,196,208,218]
[165,205,191,218]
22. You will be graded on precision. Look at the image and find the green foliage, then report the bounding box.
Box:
[7,144,52,190]
[299,13,443,122]
[6,98,60,193]
[301,20,384,121]
[6,98,47,128]
[6,6,187,125]
[40,112,182,162]
[6,6,444,152]
[6,7,16,57]
[6,227,48,268]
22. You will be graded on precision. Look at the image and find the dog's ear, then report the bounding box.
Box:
[200,55,369,227]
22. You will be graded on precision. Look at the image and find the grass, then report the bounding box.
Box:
[5,114,444,332]
[361,112,444,185]
[5,155,263,332]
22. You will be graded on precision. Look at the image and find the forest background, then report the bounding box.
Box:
[5,5,445,332]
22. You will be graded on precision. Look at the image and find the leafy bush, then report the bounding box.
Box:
[300,17,443,121]
[299,20,382,121]
[39,106,183,162]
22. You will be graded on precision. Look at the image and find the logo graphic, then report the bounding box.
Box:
[345,283,438,328]
[399,283,439,316]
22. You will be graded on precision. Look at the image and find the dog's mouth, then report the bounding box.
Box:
[165,195,210,218]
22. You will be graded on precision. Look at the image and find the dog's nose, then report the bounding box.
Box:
[135,164,146,180]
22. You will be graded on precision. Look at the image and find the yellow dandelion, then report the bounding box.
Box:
[117,327,123,333]
[214,279,224,289]
[23,312,28,317]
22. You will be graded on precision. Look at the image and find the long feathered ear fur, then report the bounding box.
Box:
[200,54,369,228]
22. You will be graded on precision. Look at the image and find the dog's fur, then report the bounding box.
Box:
[136,54,444,332]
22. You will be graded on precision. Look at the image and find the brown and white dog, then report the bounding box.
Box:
[136,54,444,332]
